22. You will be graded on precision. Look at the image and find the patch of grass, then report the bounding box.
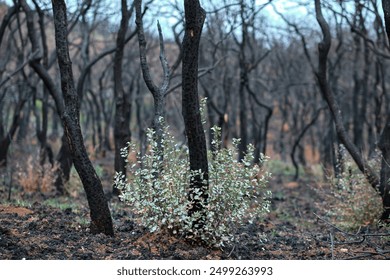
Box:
[267,160,293,176]
[267,160,324,181]
[75,216,90,226]
[277,209,295,223]
[267,159,304,177]
[0,199,33,208]
[272,190,285,201]
[42,198,80,213]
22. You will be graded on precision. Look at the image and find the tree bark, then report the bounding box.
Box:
[113,0,132,195]
[378,0,390,220]
[351,4,364,151]
[378,121,390,220]
[182,0,209,228]
[237,1,249,161]
[51,0,114,235]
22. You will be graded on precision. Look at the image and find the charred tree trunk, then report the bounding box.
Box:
[51,0,113,235]
[246,84,272,163]
[238,70,249,161]
[237,2,249,161]
[352,6,364,151]
[33,89,54,167]
[16,101,30,142]
[352,5,370,154]
[88,89,104,155]
[182,0,209,228]
[378,0,390,221]
[113,0,132,195]
[99,65,113,153]
[53,133,73,194]
[378,121,390,220]
[34,1,53,166]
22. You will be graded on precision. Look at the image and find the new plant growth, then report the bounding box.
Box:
[114,123,271,247]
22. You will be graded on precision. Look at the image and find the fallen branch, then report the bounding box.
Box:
[314,213,363,238]
[344,249,390,260]
[314,212,390,251]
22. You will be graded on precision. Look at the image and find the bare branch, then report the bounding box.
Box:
[272,4,316,72]
[135,0,171,96]
[165,56,225,96]
[157,20,171,93]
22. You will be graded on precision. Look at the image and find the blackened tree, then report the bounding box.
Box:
[16,0,115,235]
[182,0,209,228]
[113,0,133,195]
[378,0,390,221]
[50,0,114,235]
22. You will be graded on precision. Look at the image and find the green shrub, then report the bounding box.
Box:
[114,124,271,247]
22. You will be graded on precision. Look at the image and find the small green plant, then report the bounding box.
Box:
[12,199,32,208]
[43,198,78,211]
[267,159,298,177]
[75,216,90,226]
[114,123,271,247]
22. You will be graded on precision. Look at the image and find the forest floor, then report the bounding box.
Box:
[0,152,389,260]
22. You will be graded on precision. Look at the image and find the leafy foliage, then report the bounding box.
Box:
[114,123,271,247]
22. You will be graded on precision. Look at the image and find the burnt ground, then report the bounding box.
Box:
[0,157,389,260]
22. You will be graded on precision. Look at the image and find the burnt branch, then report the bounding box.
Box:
[135,0,171,96]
